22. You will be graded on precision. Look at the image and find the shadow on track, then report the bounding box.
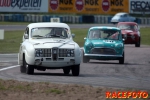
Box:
[33,72,72,76]
[87,61,146,66]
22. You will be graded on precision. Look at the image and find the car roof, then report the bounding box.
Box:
[115,12,128,15]
[89,26,120,30]
[118,22,137,25]
[27,22,70,30]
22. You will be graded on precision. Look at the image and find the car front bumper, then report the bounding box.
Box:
[85,53,122,57]
[33,57,76,67]
[84,53,123,60]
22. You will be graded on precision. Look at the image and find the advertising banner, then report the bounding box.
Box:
[49,0,129,14]
[0,0,48,12]
[129,0,150,14]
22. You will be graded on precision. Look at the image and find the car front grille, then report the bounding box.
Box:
[91,48,116,55]
[43,49,52,57]
[59,49,74,57]
[127,34,133,38]
[35,49,52,57]
[35,48,74,58]
[52,47,58,61]
[122,34,135,39]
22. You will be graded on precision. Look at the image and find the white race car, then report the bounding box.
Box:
[18,22,81,76]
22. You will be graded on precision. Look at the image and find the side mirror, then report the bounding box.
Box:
[24,34,29,39]
[84,37,87,40]
[72,34,75,38]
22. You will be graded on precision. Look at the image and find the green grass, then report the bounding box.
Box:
[0,79,32,92]
[0,82,6,90]
[140,28,150,46]
[0,30,23,53]
[72,28,88,46]
[0,28,150,53]
[45,89,62,94]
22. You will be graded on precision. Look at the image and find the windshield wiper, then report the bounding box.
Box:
[60,36,66,39]
[32,35,44,37]
[45,34,66,39]
[50,34,61,37]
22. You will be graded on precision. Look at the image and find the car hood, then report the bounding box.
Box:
[90,39,118,48]
[29,38,75,49]
[121,30,136,34]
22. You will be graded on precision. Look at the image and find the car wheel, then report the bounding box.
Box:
[83,50,89,63]
[135,37,140,47]
[23,56,34,75]
[119,52,124,64]
[63,67,70,75]
[20,55,26,73]
[71,65,80,76]
[26,65,34,75]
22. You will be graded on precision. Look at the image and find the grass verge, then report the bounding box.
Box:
[0,28,149,53]
[0,79,149,100]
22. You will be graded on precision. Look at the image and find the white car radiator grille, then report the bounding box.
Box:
[35,48,74,59]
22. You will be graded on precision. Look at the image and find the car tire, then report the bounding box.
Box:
[26,65,34,75]
[135,37,140,47]
[71,65,80,76]
[63,67,70,75]
[23,56,34,75]
[119,52,124,64]
[83,50,89,63]
[20,55,26,73]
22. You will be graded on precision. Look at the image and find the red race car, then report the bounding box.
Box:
[117,22,141,47]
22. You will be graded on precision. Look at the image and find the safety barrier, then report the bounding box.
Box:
[0,14,149,24]
[94,15,111,24]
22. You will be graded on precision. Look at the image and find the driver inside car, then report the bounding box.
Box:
[55,29,63,36]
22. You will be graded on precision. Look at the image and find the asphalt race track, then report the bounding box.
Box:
[0,24,150,90]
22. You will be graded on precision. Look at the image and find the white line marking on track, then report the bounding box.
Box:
[0,61,18,63]
[0,53,18,56]
[0,65,19,71]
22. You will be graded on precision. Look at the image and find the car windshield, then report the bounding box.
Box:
[88,29,120,40]
[31,27,69,39]
[118,24,137,31]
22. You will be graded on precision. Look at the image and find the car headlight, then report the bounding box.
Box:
[85,42,93,48]
[67,53,71,57]
[35,49,43,57]
[67,49,74,57]
[70,49,74,54]
[115,44,123,48]
[59,49,74,57]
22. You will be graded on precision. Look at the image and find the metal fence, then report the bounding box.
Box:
[0,14,149,24]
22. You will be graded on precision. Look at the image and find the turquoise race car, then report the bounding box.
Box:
[83,26,124,64]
